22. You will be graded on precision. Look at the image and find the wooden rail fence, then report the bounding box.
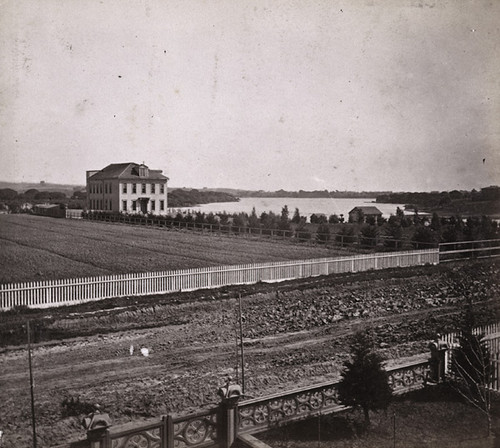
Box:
[0,249,438,310]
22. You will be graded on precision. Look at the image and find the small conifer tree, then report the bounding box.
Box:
[338,331,392,426]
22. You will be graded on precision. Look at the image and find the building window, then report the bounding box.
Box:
[151,183,155,194]
[160,200,164,211]
[132,183,137,194]
[160,184,165,194]
[99,184,102,194]
[109,199,112,210]
[139,165,149,177]
[122,200,127,211]
[132,200,137,211]
[142,183,146,194]
[151,200,155,211]
[122,183,127,194]
[109,184,112,194]
[104,184,108,194]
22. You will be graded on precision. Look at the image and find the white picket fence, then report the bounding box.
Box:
[440,322,500,347]
[0,249,439,310]
[441,323,500,391]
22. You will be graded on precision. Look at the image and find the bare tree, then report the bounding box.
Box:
[449,304,495,436]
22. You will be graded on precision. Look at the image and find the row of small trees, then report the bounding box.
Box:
[83,206,498,251]
[339,305,496,435]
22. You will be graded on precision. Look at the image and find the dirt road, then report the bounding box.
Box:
[0,259,498,447]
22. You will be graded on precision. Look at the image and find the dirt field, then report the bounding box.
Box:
[0,258,498,447]
[0,214,353,284]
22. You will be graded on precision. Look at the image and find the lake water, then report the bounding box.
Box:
[172,197,405,219]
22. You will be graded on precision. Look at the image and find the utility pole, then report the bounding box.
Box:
[234,324,239,385]
[393,410,396,448]
[317,410,321,447]
[238,294,245,395]
[27,321,37,448]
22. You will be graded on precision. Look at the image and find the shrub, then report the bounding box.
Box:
[316,223,330,244]
[61,396,97,417]
[360,225,378,247]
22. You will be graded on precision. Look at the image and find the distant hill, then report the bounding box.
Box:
[376,186,500,217]
[168,188,238,207]
[205,188,392,198]
[0,181,84,195]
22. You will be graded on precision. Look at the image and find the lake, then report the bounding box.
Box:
[172,197,405,219]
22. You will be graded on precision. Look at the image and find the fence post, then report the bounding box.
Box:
[165,415,174,448]
[428,337,449,383]
[87,427,110,448]
[218,381,242,448]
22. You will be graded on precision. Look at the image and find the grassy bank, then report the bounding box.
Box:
[260,385,500,448]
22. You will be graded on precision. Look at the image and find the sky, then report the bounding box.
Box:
[1,0,499,192]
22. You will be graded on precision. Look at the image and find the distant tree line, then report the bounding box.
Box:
[376,186,500,210]
[0,188,85,212]
[236,189,390,198]
[82,205,499,251]
[167,189,238,207]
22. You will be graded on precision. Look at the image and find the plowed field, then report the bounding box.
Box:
[0,214,352,284]
[0,258,498,448]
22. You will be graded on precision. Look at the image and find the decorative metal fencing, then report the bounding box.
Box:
[84,322,500,448]
[0,249,438,310]
[87,359,431,448]
[238,381,347,435]
[95,410,220,448]
[237,360,430,435]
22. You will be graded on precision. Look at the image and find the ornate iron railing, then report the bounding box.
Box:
[238,381,348,434]
[171,409,219,448]
[107,420,163,448]
[387,361,430,394]
[100,409,221,448]
[237,360,430,434]
[90,359,430,448]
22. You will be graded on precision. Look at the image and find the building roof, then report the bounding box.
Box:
[88,163,168,181]
[348,206,383,215]
[34,204,61,209]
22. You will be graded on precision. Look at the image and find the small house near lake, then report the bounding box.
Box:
[86,162,169,215]
[33,203,66,218]
[348,206,383,223]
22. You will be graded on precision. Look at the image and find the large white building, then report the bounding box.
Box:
[86,163,169,215]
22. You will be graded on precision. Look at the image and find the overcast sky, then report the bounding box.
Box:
[1,0,499,191]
